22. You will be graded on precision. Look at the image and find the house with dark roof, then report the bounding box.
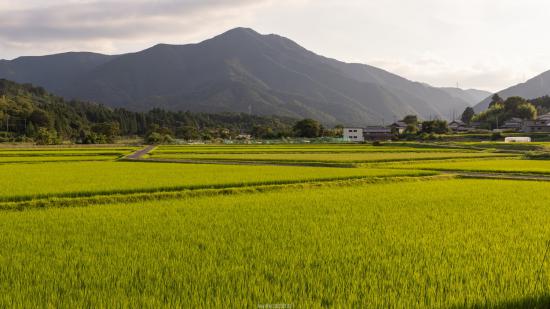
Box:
[448,120,470,132]
[363,126,392,140]
[501,118,523,132]
[390,121,408,134]
[522,113,550,133]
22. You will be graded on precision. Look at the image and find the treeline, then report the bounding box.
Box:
[456,94,550,130]
[1,79,336,144]
[461,94,537,129]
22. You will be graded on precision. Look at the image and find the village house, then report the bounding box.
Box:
[522,113,550,133]
[448,120,470,132]
[343,127,364,142]
[390,121,408,134]
[343,126,393,142]
[363,126,392,141]
[501,117,523,132]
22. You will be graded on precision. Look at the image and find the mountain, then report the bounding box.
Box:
[474,70,550,112]
[440,88,491,106]
[0,27,481,126]
[0,52,116,95]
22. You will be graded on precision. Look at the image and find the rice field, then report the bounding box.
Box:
[148,151,510,163]
[390,158,550,175]
[154,144,469,154]
[0,147,137,163]
[2,179,550,307]
[3,143,550,307]
[0,161,432,202]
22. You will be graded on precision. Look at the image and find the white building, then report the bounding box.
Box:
[343,127,364,142]
[504,137,531,143]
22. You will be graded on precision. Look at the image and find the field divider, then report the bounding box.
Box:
[0,174,453,211]
[446,171,550,181]
[0,173,436,203]
[125,154,518,168]
[120,157,358,168]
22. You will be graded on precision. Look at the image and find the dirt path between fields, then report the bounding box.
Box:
[125,145,156,160]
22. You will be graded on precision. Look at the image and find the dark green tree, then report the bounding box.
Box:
[489,94,504,108]
[461,107,475,124]
[421,120,449,134]
[35,128,59,145]
[176,126,200,140]
[29,109,51,128]
[402,115,418,125]
[293,119,321,138]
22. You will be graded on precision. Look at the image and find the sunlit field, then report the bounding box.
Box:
[2,143,550,307]
[148,151,510,163]
[0,161,430,203]
[2,179,550,307]
[390,158,550,175]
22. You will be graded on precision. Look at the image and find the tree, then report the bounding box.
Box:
[91,121,120,143]
[145,132,174,144]
[516,103,537,120]
[35,128,59,145]
[176,126,200,140]
[293,119,321,138]
[251,125,274,139]
[25,121,36,137]
[489,94,503,108]
[402,115,418,125]
[29,109,51,128]
[404,124,418,135]
[461,107,475,124]
[421,120,449,134]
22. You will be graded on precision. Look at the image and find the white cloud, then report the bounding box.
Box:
[0,0,279,58]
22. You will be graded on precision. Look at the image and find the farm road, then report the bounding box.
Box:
[126,145,156,160]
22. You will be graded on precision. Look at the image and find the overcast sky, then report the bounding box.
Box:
[1,0,549,92]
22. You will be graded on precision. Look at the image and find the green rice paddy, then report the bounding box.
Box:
[3,143,550,307]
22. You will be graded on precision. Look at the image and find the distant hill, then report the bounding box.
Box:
[0,27,483,126]
[474,70,550,112]
[440,88,491,106]
[0,78,297,142]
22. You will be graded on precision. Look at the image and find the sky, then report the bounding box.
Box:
[1,0,549,92]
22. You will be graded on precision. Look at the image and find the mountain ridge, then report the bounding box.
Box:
[0,27,486,125]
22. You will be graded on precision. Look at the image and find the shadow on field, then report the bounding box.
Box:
[451,295,550,309]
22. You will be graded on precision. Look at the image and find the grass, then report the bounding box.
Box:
[0,155,122,163]
[0,161,433,202]
[154,144,470,154]
[2,179,550,307]
[0,147,137,163]
[390,158,550,175]
[4,142,550,307]
[148,151,510,163]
